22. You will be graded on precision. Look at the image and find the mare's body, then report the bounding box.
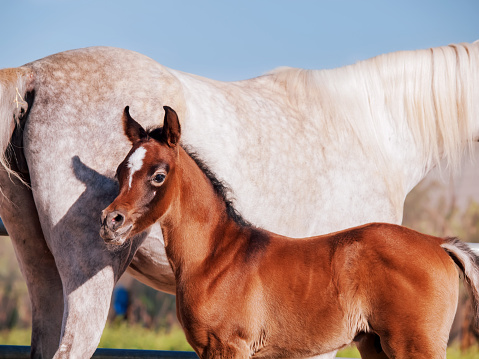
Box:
[101,107,479,359]
[0,41,478,357]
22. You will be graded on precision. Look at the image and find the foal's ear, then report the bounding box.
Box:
[122,106,147,143]
[161,106,181,147]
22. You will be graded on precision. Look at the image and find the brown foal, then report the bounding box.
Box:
[100,106,479,359]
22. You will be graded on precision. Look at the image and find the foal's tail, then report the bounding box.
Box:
[441,237,479,328]
[0,67,34,181]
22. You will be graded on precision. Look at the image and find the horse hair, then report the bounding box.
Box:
[183,145,253,228]
[268,42,479,172]
[441,237,479,328]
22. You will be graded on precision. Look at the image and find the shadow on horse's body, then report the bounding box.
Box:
[0,41,478,357]
[101,107,479,359]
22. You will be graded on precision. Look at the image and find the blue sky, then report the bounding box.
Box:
[2,1,478,81]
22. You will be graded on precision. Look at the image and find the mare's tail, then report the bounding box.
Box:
[441,237,479,328]
[0,67,34,181]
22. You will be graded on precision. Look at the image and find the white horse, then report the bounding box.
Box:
[0,41,478,358]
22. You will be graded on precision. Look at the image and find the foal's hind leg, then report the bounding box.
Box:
[376,329,448,359]
[368,307,451,359]
[0,171,64,359]
[371,300,453,359]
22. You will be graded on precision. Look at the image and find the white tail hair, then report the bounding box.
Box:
[269,41,479,172]
[0,67,34,183]
[441,237,479,328]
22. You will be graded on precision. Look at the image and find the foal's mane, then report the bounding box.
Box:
[268,41,479,171]
[147,125,252,228]
[183,146,252,228]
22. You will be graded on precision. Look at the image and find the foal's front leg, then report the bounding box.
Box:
[199,346,338,358]
[199,345,251,359]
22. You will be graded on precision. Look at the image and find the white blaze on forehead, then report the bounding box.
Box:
[127,146,147,189]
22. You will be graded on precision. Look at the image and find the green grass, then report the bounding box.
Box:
[446,343,479,359]
[0,327,31,345]
[99,322,193,351]
[1,325,479,358]
[337,345,361,357]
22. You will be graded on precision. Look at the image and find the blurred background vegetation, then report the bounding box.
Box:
[1,148,478,357]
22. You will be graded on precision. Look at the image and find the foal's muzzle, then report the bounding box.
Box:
[100,209,132,244]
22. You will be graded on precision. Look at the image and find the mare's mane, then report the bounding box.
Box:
[268,42,479,171]
[146,126,252,228]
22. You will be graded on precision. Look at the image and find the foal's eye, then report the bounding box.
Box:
[151,172,166,186]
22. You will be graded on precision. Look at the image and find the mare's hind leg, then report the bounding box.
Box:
[355,333,389,359]
[0,170,64,359]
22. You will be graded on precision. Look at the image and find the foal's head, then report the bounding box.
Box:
[100,106,181,245]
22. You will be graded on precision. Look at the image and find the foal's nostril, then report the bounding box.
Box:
[112,214,124,225]
[106,211,125,231]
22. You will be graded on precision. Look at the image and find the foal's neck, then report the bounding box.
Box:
[160,148,250,274]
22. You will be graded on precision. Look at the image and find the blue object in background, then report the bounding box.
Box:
[113,286,129,316]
